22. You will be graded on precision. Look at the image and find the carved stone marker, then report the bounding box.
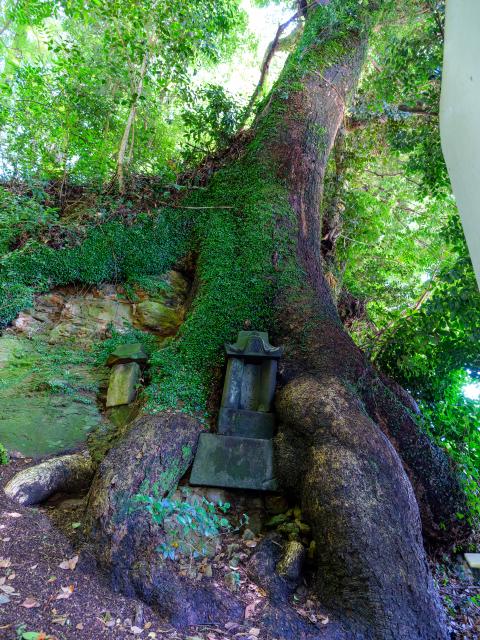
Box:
[105,343,147,408]
[190,331,282,490]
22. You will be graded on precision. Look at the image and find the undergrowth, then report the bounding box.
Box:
[0,443,9,465]
[0,336,99,402]
[134,486,247,561]
[0,197,189,328]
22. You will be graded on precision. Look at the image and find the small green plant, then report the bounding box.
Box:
[124,275,174,301]
[468,594,480,607]
[442,594,456,617]
[16,627,53,640]
[0,187,58,256]
[134,486,246,561]
[0,443,9,465]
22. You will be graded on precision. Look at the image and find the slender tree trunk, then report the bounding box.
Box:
[116,44,150,193]
[86,3,468,638]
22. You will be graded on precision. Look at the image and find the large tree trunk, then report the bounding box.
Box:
[85,2,468,638]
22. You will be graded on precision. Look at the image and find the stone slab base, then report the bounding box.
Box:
[190,433,277,491]
[217,408,275,439]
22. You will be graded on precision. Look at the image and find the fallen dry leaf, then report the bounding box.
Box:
[0,584,17,595]
[249,628,261,637]
[7,573,15,580]
[0,558,11,568]
[22,596,41,608]
[130,626,143,635]
[76,623,84,630]
[5,512,22,518]
[245,540,257,548]
[55,585,74,600]
[59,555,79,571]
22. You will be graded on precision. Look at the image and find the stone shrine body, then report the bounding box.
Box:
[190,331,282,490]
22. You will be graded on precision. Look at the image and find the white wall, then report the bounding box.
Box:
[440,0,480,288]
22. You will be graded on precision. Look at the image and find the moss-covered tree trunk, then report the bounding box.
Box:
[86,2,468,638]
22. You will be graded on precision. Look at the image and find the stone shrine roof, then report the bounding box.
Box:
[225,331,283,359]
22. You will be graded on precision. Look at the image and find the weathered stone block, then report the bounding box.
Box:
[217,408,275,439]
[106,362,140,407]
[106,342,148,367]
[190,433,277,490]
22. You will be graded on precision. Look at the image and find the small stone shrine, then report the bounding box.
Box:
[190,331,282,490]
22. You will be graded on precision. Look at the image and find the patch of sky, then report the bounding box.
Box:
[195,0,293,100]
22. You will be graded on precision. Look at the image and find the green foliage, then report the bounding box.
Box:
[328,0,480,517]
[145,154,294,416]
[0,200,190,328]
[376,247,479,398]
[418,370,480,521]
[134,486,237,560]
[0,282,34,328]
[0,336,97,403]
[0,442,9,465]
[182,84,245,162]
[124,274,173,301]
[0,0,247,186]
[0,187,58,255]
[0,0,477,526]
[0,162,290,420]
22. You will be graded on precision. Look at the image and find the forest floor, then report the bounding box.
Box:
[1,456,479,640]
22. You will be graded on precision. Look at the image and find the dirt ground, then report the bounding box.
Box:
[1,456,479,640]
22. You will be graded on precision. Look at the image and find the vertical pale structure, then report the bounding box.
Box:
[440,0,480,287]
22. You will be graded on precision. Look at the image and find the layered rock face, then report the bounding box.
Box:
[0,271,188,457]
[10,270,188,343]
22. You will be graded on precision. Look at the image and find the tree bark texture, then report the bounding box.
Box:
[85,413,244,628]
[4,453,95,506]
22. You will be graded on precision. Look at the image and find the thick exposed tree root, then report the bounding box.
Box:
[361,374,470,547]
[85,413,244,628]
[275,374,449,640]
[259,604,346,640]
[4,452,95,506]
